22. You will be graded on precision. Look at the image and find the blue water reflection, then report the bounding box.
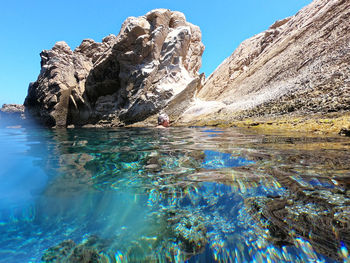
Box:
[202,150,254,169]
[0,127,349,262]
[0,128,48,225]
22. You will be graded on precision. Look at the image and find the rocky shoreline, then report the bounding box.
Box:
[1,0,349,135]
[173,0,350,134]
[175,112,350,137]
[2,102,349,137]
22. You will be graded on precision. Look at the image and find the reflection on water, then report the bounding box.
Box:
[0,127,350,262]
[202,150,255,169]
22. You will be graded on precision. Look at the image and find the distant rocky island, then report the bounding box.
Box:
[1,0,349,135]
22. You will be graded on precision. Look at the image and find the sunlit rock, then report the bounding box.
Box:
[179,0,350,125]
[24,9,204,127]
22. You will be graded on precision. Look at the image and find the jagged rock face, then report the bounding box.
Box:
[24,9,204,127]
[180,0,350,123]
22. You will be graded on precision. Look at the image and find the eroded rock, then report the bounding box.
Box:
[24,9,204,127]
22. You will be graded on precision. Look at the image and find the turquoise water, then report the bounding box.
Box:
[0,126,350,262]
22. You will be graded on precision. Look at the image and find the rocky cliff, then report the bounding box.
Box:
[24,9,204,127]
[179,0,350,129]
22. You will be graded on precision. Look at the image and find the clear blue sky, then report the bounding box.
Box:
[0,0,312,106]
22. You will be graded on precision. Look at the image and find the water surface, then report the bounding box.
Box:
[0,126,350,262]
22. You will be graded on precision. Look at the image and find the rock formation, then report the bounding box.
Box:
[179,0,350,125]
[24,9,204,127]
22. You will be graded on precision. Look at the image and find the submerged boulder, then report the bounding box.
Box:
[41,237,113,263]
[24,9,204,127]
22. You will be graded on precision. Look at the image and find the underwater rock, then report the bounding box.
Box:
[166,209,208,254]
[24,9,204,127]
[241,142,350,262]
[41,236,114,263]
[41,240,76,262]
[245,188,350,261]
[40,208,209,262]
[41,239,101,263]
[179,0,350,125]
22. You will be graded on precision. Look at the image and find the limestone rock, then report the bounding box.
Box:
[24,9,204,127]
[179,0,350,124]
[163,73,205,123]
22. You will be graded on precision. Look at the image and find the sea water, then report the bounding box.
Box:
[0,126,350,262]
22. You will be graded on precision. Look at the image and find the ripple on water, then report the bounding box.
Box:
[0,127,349,262]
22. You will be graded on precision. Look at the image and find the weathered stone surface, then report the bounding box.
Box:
[24,9,204,127]
[24,39,101,127]
[163,73,204,123]
[179,0,350,125]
